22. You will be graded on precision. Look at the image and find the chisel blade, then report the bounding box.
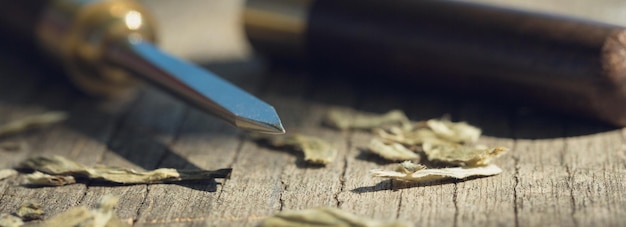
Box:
[107,36,285,134]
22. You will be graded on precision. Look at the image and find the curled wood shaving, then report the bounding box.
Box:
[423,143,508,167]
[0,112,68,137]
[250,134,337,165]
[371,161,502,183]
[374,126,449,147]
[0,169,18,181]
[25,171,76,186]
[367,139,419,161]
[259,207,412,227]
[0,141,27,152]
[19,155,231,185]
[424,119,481,144]
[16,203,44,221]
[30,195,129,227]
[0,200,43,226]
[323,109,410,130]
[0,213,23,227]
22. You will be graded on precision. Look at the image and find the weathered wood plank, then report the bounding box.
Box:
[279,74,355,211]
[455,100,516,227]
[203,71,311,226]
[394,94,460,227]
[512,113,574,226]
[133,61,266,226]
[564,123,626,226]
[77,88,187,224]
[0,82,110,218]
[2,1,626,226]
[338,89,406,220]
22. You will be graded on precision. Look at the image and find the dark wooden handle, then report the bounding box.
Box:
[306,0,626,125]
[0,0,47,44]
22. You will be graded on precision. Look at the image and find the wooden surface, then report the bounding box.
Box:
[1,0,626,226]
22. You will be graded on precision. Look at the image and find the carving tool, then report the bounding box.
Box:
[245,0,626,126]
[0,0,285,134]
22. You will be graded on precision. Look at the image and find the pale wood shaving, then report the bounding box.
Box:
[0,169,18,181]
[367,139,419,161]
[24,171,76,186]
[19,155,231,185]
[371,161,502,183]
[250,134,337,165]
[0,141,27,152]
[259,207,412,227]
[30,195,129,227]
[423,143,508,167]
[424,119,481,144]
[0,112,67,137]
[16,203,44,221]
[323,109,410,130]
[0,213,23,227]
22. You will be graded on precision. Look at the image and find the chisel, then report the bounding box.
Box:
[0,0,285,134]
[245,0,626,126]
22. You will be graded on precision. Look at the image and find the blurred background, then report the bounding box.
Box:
[138,0,626,64]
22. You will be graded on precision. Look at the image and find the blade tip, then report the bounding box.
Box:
[235,115,286,134]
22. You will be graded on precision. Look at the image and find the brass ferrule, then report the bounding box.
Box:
[36,0,157,98]
[244,0,312,58]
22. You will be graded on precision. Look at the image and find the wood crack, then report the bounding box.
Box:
[215,134,246,204]
[561,136,579,227]
[513,154,520,227]
[453,183,459,227]
[334,139,350,208]
[133,185,149,224]
[565,164,578,227]
[279,178,287,211]
[76,184,90,205]
[395,188,403,220]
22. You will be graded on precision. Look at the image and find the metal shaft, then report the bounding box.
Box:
[107,36,285,134]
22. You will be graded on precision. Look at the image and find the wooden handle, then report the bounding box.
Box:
[0,0,47,43]
[247,0,626,125]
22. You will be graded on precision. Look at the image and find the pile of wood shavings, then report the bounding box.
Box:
[324,109,508,183]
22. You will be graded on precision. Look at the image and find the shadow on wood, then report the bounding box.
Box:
[0,51,223,193]
[351,176,493,193]
[261,65,619,139]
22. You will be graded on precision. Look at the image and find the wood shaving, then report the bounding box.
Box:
[0,141,27,152]
[374,127,441,146]
[18,155,231,185]
[25,171,76,186]
[15,202,44,221]
[250,133,337,165]
[30,195,129,227]
[259,207,412,227]
[0,112,68,137]
[423,143,508,167]
[0,169,18,181]
[0,213,23,227]
[367,139,419,161]
[323,109,410,130]
[424,119,481,144]
[371,161,502,183]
